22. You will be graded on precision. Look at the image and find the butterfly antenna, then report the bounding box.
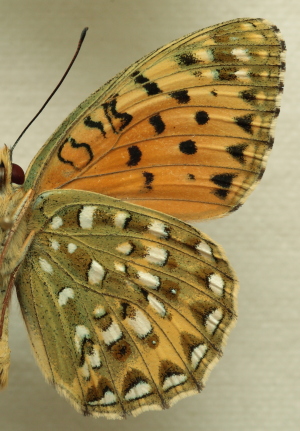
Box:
[11,27,89,154]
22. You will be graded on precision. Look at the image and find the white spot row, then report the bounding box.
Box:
[127,309,152,339]
[58,287,74,306]
[116,241,133,255]
[195,240,212,257]
[88,260,106,284]
[145,246,168,266]
[191,344,208,370]
[50,239,77,254]
[79,205,96,229]
[74,325,90,352]
[137,271,160,289]
[162,374,187,391]
[148,220,169,238]
[205,309,223,334]
[114,211,131,228]
[208,273,224,296]
[148,294,166,317]
[102,321,123,346]
[232,47,250,62]
[125,381,152,401]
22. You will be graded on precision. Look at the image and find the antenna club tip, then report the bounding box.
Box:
[81,27,89,41]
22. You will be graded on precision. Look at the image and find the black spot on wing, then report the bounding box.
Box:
[84,116,106,137]
[226,144,248,165]
[127,146,142,167]
[170,89,190,104]
[131,70,162,96]
[177,52,199,66]
[103,97,132,133]
[179,140,197,155]
[234,114,254,134]
[149,114,165,135]
[142,171,154,190]
[195,111,209,125]
[57,137,93,169]
[187,173,195,180]
[211,173,237,200]
[240,90,257,102]
[211,173,236,189]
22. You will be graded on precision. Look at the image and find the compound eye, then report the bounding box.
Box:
[11,163,25,185]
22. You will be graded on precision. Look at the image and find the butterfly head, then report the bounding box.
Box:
[0,146,25,231]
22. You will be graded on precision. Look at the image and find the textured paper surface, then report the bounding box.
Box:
[0,0,298,430]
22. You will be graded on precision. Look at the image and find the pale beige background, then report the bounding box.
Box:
[0,0,298,430]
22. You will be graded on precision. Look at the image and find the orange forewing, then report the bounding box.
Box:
[25,18,285,220]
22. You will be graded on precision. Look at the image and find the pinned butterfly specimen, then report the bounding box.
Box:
[0,18,285,419]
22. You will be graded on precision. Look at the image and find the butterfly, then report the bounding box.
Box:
[0,18,285,419]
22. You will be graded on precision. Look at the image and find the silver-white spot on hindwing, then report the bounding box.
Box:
[191,344,208,370]
[39,258,53,274]
[50,239,60,250]
[87,346,101,368]
[68,243,77,254]
[148,220,169,238]
[114,211,131,228]
[102,321,123,346]
[88,389,117,406]
[114,262,126,272]
[79,205,96,229]
[148,294,166,317]
[88,260,106,284]
[195,240,212,257]
[145,246,168,266]
[58,287,74,306]
[208,273,224,296]
[74,325,90,352]
[205,309,223,334]
[137,271,160,289]
[93,306,106,318]
[162,374,187,391]
[50,216,63,230]
[116,241,133,255]
[124,381,152,401]
[127,309,152,338]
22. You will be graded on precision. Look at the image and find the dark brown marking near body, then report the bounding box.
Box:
[58,137,93,169]
[226,144,248,165]
[149,114,165,135]
[195,110,209,125]
[142,171,154,190]
[84,115,106,137]
[170,89,190,104]
[211,90,218,97]
[103,97,132,133]
[179,140,197,155]
[177,52,199,66]
[234,114,254,134]
[127,145,142,167]
[131,70,162,96]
